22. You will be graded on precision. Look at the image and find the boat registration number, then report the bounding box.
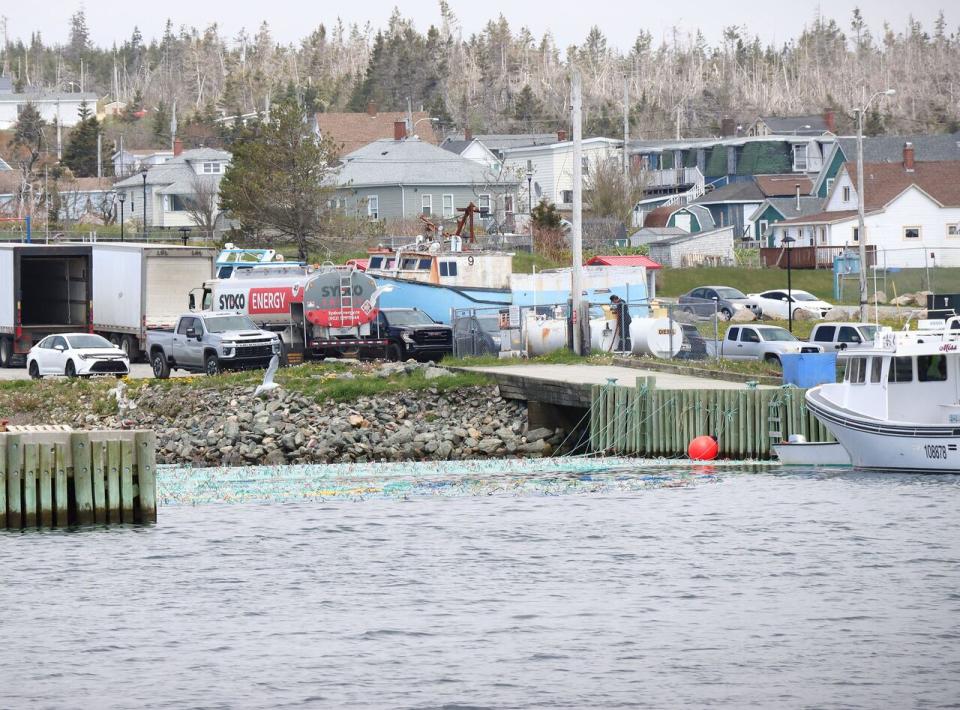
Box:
[924,444,948,460]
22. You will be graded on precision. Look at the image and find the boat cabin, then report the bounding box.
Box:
[365,249,513,290]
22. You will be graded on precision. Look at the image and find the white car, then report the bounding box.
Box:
[27,333,130,379]
[748,289,834,320]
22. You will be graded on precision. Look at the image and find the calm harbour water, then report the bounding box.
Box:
[3,466,960,709]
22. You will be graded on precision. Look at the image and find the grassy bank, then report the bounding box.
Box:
[0,361,492,425]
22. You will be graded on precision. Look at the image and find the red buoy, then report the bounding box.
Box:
[688,435,719,461]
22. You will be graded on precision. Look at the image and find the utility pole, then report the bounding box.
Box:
[675,104,681,140]
[622,78,629,178]
[856,102,868,323]
[406,96,414,136]
[571,69,584,356]
[96,131,102,178]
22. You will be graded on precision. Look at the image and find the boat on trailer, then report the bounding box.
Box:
[805,317,960,472]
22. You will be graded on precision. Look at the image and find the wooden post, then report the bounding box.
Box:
[91,440,106,524]
[135,431,157,523]
[23,443,38,528]
[54,442,69,526]
[106,440,121,523]
[38,443,54,527]
[7,434,22,529]
[0,434,6,529]
[120,438,135,523]
[71,433,94,525]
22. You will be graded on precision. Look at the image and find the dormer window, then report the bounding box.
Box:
[202,162,223,174]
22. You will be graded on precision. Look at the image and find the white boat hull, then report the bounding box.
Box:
[773,442,851,466]
[806,389,960,473]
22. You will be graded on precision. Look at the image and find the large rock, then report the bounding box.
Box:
[525,427,554,442]
[889,294,915,307]
[792,308,815,321]
[476,437,502,454]
[423,366,449,380]
[729,308,756,322]
[868,291,887,305]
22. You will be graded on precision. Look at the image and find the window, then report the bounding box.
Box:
[202,162,222,174]
[367,195,379,220]
[740,329,760,343]
[870,357,882,383]
[818,227,826,245]
[503,195,514,214]
[421,194,432,216]
[418,258,431,270]
[918,355,948,382]
[177,318,197,335]
[439,261,458,277]
[849,357,866,384]
[852,226,860,243]
[581,156,590,175]
[368,256,383,269]
[948,224,960,238]
[168,195,190,212]
[478,194,491,215]
[442,194,454,218]
[758,219,768,237]
[842,186,851,203]
[888,357,913,383]
[837,326,862,344]
[561,190,573,204]
[726,327,740,342]
[826,177,835,195]
[400,258,419,270]
[793,144,808,171]
[903,226,921,240]
[813,326,836,342]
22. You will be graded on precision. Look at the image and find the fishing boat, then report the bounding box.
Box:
[772,436,851,466]
[805,320,960,472]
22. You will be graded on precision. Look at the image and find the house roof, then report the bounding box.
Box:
[315,111,438,155]
[114,148,230,188]
[846,160,960,210]
[754,174,813,197]
[448,134,559,152]
[585,254,662,270]
[440,139,473,155]
[0,156,11,171]
[643,204,715,230]
[643,205,676,228]
[755,115,829,135]
[776,209,860,226]
[0,91,99,104]
[501,137,621,156]
[694,180,764,204]
[750,196,824,222]
[337,138,517,188]
[647,226,732,246]
[836,133,960,164]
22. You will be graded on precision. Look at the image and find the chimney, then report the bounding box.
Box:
[823,108,836,134]
[367,101,377,117]
[394,120,407,141]
[720,118,735,137]
[464,127,473,141]
[795,183,801,211]
[903,142,915,172]
[173,138,184,157]
[557,129,567,142]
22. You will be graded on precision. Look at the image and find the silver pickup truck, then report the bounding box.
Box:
[147,312,281,378]
[706,324,822,365]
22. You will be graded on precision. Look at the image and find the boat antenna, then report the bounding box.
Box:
[872,261,880,326]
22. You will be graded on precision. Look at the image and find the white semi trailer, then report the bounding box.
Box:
[90,243,216,359]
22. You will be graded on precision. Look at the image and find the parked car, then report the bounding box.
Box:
[678,286,753,320]
[376,308,453,361]
[809,322,879,351]
[748,290,834,320]
[706,325,822,364]
[147,312,282,378]
[27,333,130,379]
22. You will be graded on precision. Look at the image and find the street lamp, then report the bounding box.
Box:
[856,88,896,323]
[782,235,796,333]
[526,160,534,249]
[141,169,149,239]
[411,117,438,136]
[117,191,126,242]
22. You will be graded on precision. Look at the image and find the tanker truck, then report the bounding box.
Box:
[190,264,392,362]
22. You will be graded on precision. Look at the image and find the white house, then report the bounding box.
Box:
[0,77,99,130]
[768,146,960,267]
[439,138,502,173]
[501,137,623,212]
[112,148,174,178]
[113,147,230,231]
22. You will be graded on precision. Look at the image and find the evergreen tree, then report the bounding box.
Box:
[11,103,48,178]
[62,101,111,177]
[153,101,171,145]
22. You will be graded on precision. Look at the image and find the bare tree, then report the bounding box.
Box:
[184,174,220,239]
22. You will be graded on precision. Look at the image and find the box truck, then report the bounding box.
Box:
[90,243,216,359]
[0,244,94,367]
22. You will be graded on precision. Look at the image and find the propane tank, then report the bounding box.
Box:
[589,317,618,352]
[525,315,567,356]
[629,317,683,359]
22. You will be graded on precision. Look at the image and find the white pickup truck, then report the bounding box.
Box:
[706,325,822,365]
[808,322,879,352]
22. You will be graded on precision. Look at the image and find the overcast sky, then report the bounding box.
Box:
[1,0,953,50]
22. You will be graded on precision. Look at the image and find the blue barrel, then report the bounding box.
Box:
[780,352,838,388]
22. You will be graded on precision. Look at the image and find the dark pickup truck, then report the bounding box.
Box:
[376,308,453,362]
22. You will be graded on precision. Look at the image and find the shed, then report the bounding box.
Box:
[585,255,662,299]
[646,226,736,268]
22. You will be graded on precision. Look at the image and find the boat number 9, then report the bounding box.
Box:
[468,256,475,266]
[924,444,948,460]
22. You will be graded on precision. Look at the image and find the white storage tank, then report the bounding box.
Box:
[630,317,683,359]
[589,317,618,353]
[525,315,568,356]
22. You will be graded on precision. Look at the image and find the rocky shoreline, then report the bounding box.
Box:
[57,362,567,466]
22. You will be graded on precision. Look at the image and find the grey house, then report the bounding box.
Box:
[335,138,519,227]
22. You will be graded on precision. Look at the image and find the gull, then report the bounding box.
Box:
[254,354,281,397]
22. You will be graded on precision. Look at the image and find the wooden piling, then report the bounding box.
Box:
[0,435,5,530]
[71,433,94,525]
[106,440,121,524]
[38,444,54,528]
[7,434,22,529]
[120,438,135,524]
[54,442,69,527]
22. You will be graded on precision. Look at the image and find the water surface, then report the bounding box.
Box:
[3,467,959,708]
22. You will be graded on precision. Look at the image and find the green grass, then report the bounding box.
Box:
[446,350,614,368]
[511,250,566,274]
[655,266,959,305]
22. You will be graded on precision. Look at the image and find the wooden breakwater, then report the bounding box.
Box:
[0,429,157,529]
[589,377,833,459]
